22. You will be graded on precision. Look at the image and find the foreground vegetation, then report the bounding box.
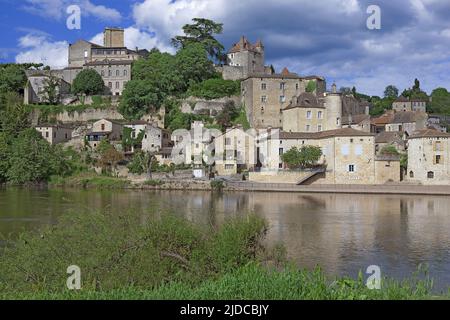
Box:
[0,211,448,300]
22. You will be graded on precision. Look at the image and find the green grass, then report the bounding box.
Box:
[0,209,448,300]
[49,173,130,189]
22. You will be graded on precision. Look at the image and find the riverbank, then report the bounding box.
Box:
[1,209,448,300]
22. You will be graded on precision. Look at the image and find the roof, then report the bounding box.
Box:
[392,111,427,124]
[408,128,450,139]
[375,131,404,144]
[371,112,395,125]
[228,36,261,54]
[341,114,370,125]
[394,96,409,103]
[284,92,324,111]
[35,124,73,130]
[280,128,374,140]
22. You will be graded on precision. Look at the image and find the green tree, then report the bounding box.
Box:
[429,88,450,114]
[171,18,225,62]
[305,81,317,93]
[97,140,124,173]
[281,146,323,169]
[119,80,159,120]
[187,78,240,100]
[6,129,56,184]
[384,85,399,98]
[72,69,104,96]
[0,133,10,183]
[380,145,400,156]
[0,63,43,94]
[0,92,30,136]
[175,43,215,87]
[127,150,148,175]
[40,74,60,104]
[216,101,239,130]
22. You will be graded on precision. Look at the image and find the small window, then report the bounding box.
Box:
[101,124,105,131]
[261,96,267,103]
[116,70,120,76]
[280,83,285,90]
[225,138,231,146]
[427,171,434,179]
[318,125,322,132]
[409,171,414,178]
[261,83,267,90]
[318,111,323,119]
[108,82,112,88]
[306,111,312,119]
[280,96,286,103]
[306,125,310,132]
[279,148,284,155]
[124,70,128,76]
[348,165,355,172]
[435,155,441,164]
[116,82,120,89]
[279,163,283,169]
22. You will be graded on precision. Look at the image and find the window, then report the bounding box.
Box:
[84,50,88,58]
[296,83,299,90]
[318,111,323,119]
[124,70,128,76]
[279,163,283,169]
[348,164,355,172]
[261,83,267,90]
[336,117,340,126]
[261,96,267,103]
[306,125,311,132]
[116,70,120,76]
[410,171,414,178]
[116,82,120,89]
[435,155,441,164]
[318,125,322,132]
[427,171,434,179]
[435,141,442,151]
[280,82,285,90]
[101,124,105,131]
[225,138,231,146]
[108,82,112,88]
[45,132,49,138]
[101,70,105,76]
[306,111,312,119]
[225,164,234,170]
[280,96,286,103]
[279,148,284,155]
[108,70,112,77]
[53,132,56,138]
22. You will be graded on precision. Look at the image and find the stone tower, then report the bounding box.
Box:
[226,36,265,77]
[324,88,343,130]
[104,27,124,48]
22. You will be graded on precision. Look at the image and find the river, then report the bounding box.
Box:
[1,187,449,291]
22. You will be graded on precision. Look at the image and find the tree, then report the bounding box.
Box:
[40,74,60,104]
[216,101,239,130]
[384,85,399,98]
[97,140,124,173]
[127,150,148,175]
[187,78,241,100]
[413,78,420,92]
[305,81,317,93]
[0,92,30,136]
[119,80,159,120]
[380,145,399,156]
[72,69,104,96]
[281,146,323,169]
[429,88,450,114]
[0,133,10,183]
[171,18,225,62]
[0,63,44,94]
[175,43,215,87]
[6,129,56,184]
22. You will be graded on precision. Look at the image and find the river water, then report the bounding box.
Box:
[1,188,449,291]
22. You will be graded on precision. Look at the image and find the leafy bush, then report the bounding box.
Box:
[72,69,105,96]
[187,78,240,100]
[0,211,268,294]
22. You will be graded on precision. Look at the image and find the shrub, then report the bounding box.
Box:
[187,78,240,100]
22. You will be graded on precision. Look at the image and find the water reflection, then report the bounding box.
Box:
[0,188,449,291]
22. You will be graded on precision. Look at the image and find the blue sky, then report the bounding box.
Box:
[1,0,450,96]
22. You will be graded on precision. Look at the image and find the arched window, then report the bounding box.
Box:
[427,171,434,179]
[409,171,414,178]
[124,69,127,76]
[108,70,112,77]
[116,70,120,76]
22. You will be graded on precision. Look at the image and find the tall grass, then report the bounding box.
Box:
[0,210,448,300]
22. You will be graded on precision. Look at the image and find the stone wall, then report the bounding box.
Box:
[249,171,313,184]
[181,96,241,116]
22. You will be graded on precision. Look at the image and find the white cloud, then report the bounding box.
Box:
[90,27,174,53]
[15,34,68,69]
[23,0,121,22]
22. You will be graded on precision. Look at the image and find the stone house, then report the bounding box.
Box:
[218,36,273,81]
[371,111,395,134]
[251,128,399,185]
[375,131,406,154]
[385,111,428,135]
[392,96,427,112]
[241,68,326,128]
[282,92,327,133]
[406,129,450,185]
[85,119,123,148]
[24,72,71,105]
[35,124,73,145]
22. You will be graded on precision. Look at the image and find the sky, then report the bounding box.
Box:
[0,0,450,96]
